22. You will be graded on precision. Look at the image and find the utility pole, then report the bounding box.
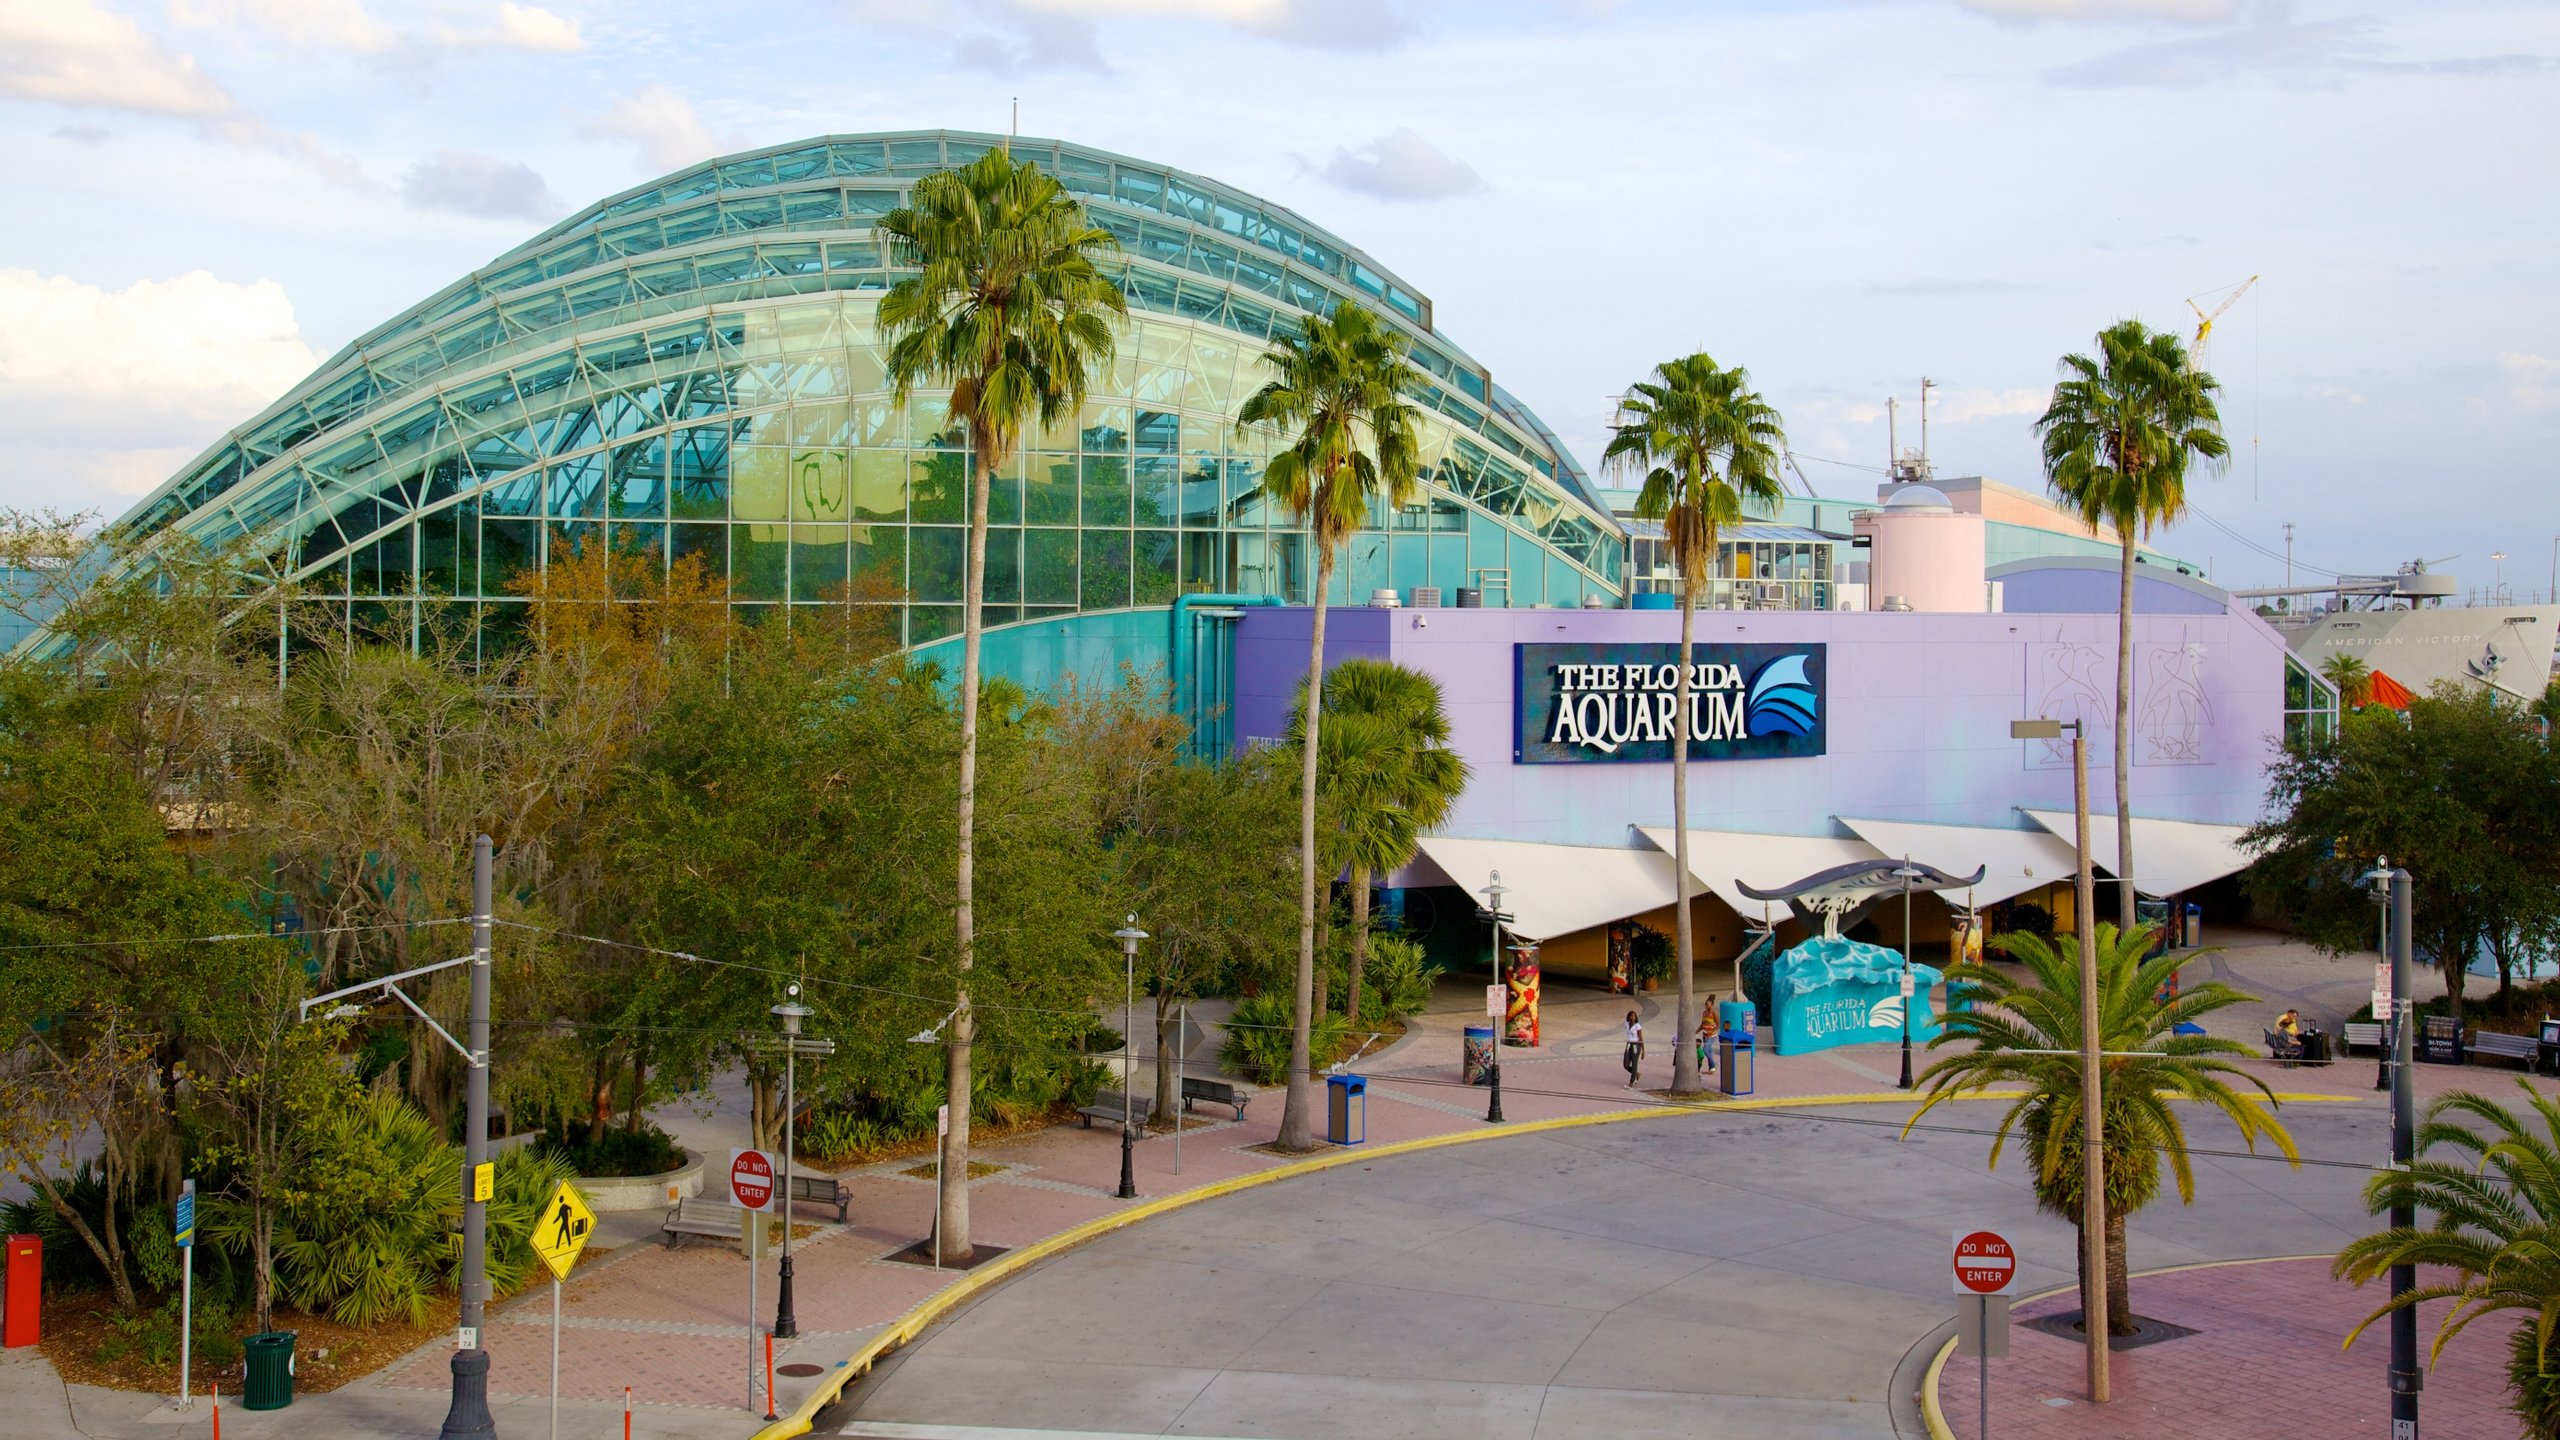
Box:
[1919,376,1937,476]
[2284,522,2294,590]
[441,835,496,1440]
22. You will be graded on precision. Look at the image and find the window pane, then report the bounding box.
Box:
[983,527,1021,604]
[911,526,963,603]
[1135,530,1177,606]
[1134,457,1177,526]
[733,525,788,599]
[1026,455,1077,526]
[673,522,727,588]
[911,450,966,524]
[1081,454,1130,526]
[1025,529,1078,605]
[1081,530,1130,610]
[792,533,847,602]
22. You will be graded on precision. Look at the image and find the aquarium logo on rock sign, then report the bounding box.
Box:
[1514,642,1827,764]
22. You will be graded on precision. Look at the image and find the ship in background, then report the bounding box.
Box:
[2238,561,2559,709]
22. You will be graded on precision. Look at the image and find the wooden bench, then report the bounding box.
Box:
[661,1197,743,1249]
[787,1172,851,1222]
[2470,1030,2539,1071]
[1077,1090,1154,1131]
[1180,1076,1251,1120]
[2341,1021,2384,1055]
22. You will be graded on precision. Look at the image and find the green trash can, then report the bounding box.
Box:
[242,1330,295,1410]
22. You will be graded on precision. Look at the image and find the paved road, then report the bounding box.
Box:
[827,1097,2386,1440]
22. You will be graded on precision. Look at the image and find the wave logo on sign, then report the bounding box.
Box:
[1867,994,1905,1031]
[1746,654,1820,737]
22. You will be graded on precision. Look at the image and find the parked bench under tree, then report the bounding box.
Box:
[1078,1090,1155,1130]
[662,1197,746,1249]
[1180,1076,1252,1121]
[787,1172,851,1222]
[2470,1030,2540,1071]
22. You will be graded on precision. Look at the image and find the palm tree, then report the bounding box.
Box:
[2320,652,2374,711]
[1237,301,1422,1151]
[1600,354,1784,1094]
[1285,658,1470,1022]
[878,147,1124,1260]
[2337,1080,2560,1435]
[2035,322,2230,933]
[1908,923,2297,1334]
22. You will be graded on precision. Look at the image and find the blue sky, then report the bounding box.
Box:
[4,0,2553,594]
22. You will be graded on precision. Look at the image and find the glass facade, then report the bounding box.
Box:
[1624,522,1837,612]
[72,131,1620,659]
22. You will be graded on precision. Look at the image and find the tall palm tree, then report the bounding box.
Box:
[2337,1080,2560,1435]
[2035,322,2229,932]
[878,147,1124,1259]
[2320,652,2374,711]
[1600,354,1784,1094]
[1908,923,2297,1334]
[1238,301,1422,1151]
[1285,658,1470,1022]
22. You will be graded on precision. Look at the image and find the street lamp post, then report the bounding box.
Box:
[766,989,831,1341]
[439,835,497,1440]
[2367,862,2422,1437]
[2493,549,2508,603]
[2012,717,2109,1404]
[1113,917,1147,1200]
[1895,857,1925,1091]
[1477,873,1512,1124]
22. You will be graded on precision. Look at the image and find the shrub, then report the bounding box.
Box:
[1220,992,1349,1085]
[1360,934,1442,1021]
[1629,924,1674,985]
[798,1111,884,1165]
[536,1122,683,1179]
[2004,902,2056,946]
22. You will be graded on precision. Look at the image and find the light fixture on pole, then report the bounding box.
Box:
[2012,716,2108,1404]
[2493,549,2508,601]
[1112,917,1148,1200]
[1893,858,1926,1090]
[760,986,832,1341]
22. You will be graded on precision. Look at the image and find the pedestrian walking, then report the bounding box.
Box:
[1695,1010,1716,1075]
[1622,1010,1645,1088]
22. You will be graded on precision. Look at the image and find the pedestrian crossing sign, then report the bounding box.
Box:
[532,1181,597,1281]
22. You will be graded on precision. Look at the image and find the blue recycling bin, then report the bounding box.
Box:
[1717,997,1756,1038]
[1326,1074,1366,1145]
[1718,1031,1755,1096]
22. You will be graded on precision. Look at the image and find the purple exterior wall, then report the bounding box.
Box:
[1233,600,2291,849]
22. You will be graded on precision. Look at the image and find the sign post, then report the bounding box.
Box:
[174,1179,195,1412]
[731,1148,775,1412]
[932,1106,950,1270]
[531,1181,596,1440]
[1954,1229,2020,1438]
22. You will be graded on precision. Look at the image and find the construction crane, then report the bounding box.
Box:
[2186,274,2257,370]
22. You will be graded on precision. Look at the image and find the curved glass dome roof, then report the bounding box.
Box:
[91,130,1621,656]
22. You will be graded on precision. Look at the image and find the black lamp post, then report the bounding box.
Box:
[1477,872,1512,1124]
[1113,916,1147,1200]
[768,990,821,1340]
[1895,858,1924,1090]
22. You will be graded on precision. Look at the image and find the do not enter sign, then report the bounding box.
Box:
[1953,1229,2018,1296]
[730,1148,776,1213]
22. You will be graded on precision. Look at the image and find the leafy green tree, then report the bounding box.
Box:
[1601,354,1785,1093]
[1238,301,1422,1150]
[2336,1080,2560,1434]
[1284,659,1468,1024]
[2034,321,2230,932]
[1907,923,2296,1335]
[2245,683,2560,1018]
[879,147,1124,1254]
[2320,652,2374,711]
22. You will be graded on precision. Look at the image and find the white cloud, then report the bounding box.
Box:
[1317,128,1485,201]
[0,0,239,118]
[167,0,585,55]
[2497,353,2560,413]
[2048,16,2559,88]
[577,85,742,173]
[403,151,562,220]
[0,269,317,505]
[1954,0,2242,21]
[847,0,1417,64]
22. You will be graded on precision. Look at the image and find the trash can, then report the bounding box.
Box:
[1462,1025,1495,1085]
[243,1330,295,1410]
[1718,1032,1755,1096]
[2538,1018,2560,1077]
[2185,902,2202,949]
[3,1235,37,1348]
[1325,1074,1366,1146]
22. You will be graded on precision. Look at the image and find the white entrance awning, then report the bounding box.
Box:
[1635,828,1885,920]
[2020,810,2255,898]
[1412,836,1683,942]
[1838,818,2083,909]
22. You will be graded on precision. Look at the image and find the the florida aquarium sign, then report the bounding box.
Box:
[1514,643,1826,764]
[1771,937,1943,1056]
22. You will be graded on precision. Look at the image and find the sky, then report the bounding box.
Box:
[3,0,2555,595]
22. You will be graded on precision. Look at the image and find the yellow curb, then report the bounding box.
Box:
[751,1092,2354,1440]
[1918,1253,2339,1439]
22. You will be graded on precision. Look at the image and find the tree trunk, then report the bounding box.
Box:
[253,1204,275,1334]
[1153,994,1178,1126]
[1348,867,1372,1024]
[1670,578,1701,1094]
[2105,1208,2133,1336]
[1280,545,1333,1152]
[586,1048,616,1145]
[941,440,993,1261]
[2114,531,2137,936]
[33,1170,135,1312]
[751,1070,778,1155]
[625,1051,648,1136]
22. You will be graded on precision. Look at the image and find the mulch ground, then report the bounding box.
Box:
[38,1289,460,1396]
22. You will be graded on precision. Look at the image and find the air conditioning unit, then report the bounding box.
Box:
[1411,587,1443,608]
